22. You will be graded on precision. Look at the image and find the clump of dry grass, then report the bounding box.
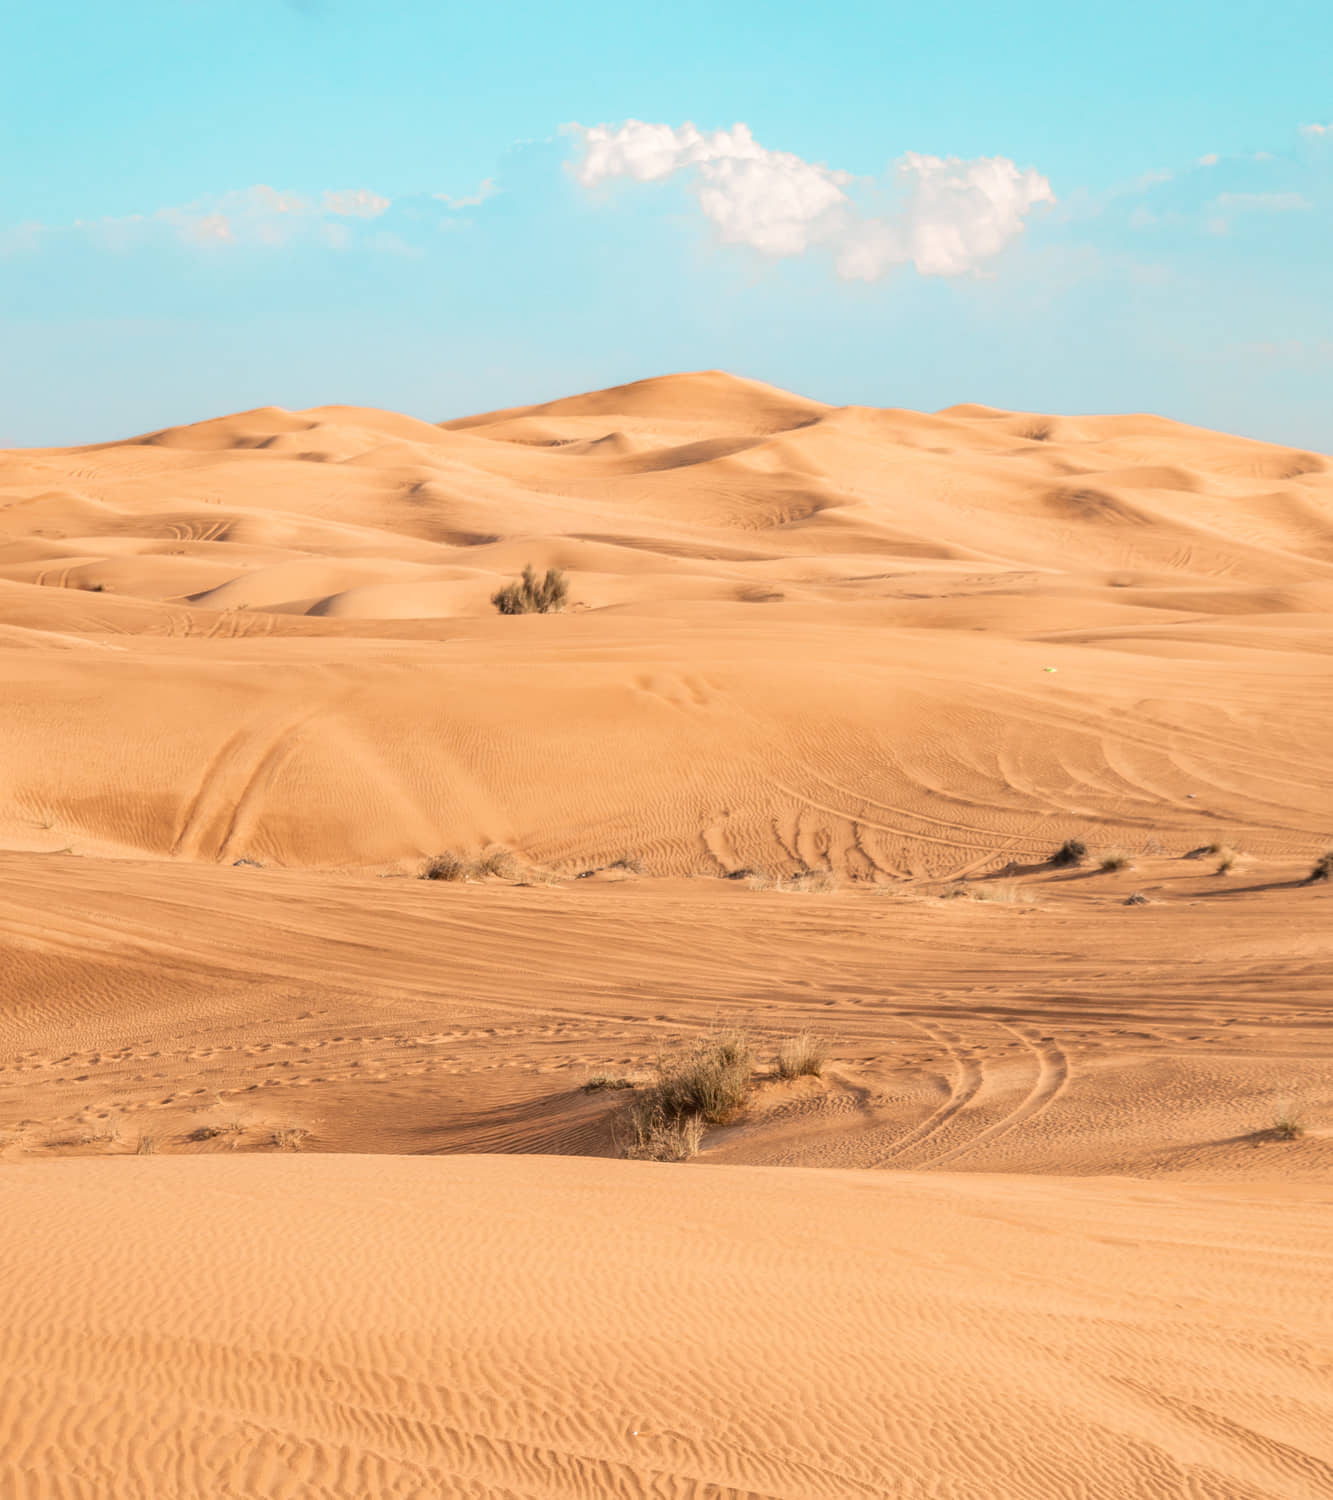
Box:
[581,1074,634,1093]
[623,1106,705,1162]
[271,1126,309,1151]
[1098,848,1133,872]
[135,1134,156,1156]
[775,1031,827,1080]
[776,870,839,894]
[617,1029,755,1162]
[1049,838,1088,868]
[1306,850,1333,883]
[420,850,467,882]
[606,854,645,875]
[492,563,569,615]
[1213,845,1241,875]
[1124,891,1151,906]
[1271,1109,1304,1141]
[651,1030,754,1123]
[744,870,772,890]
[473,845,521,880]
[187,1120,245,1143]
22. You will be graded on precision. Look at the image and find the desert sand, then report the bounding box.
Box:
[1,371,1331,1496]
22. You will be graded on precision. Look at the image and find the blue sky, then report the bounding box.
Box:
[3,0,1331,448]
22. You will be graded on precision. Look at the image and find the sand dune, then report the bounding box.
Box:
[2,372,1332,1496]
[0,1155,1329,1499]
[2,370,1332,873]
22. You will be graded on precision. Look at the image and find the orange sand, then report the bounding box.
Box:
[1,372,1331,1495]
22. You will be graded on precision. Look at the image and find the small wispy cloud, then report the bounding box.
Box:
[434,178,499,210]
[564,119,1054,281]
[1300,122,1332,137]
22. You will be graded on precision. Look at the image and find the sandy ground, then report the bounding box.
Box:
[1,371,1331,1495]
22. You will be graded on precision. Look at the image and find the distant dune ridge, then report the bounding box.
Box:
[2,372,1333,1497]
[3,369,1331,874]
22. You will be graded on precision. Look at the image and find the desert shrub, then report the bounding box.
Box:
[1098,848,1132,872]
[606,854,645,875]
[775,1031,827,1080]
[1271,1110,1304,1141]
[1049,838,1088,868]
[778,870,839,894]
[581,1074,634,1093]
[271,1126,309,1151]
[492,563,569,616]
[135,1135,156,1156]
[1214,847,1240,875]
[1307,850,1333,883]
[623,1104,705,1161]
[474,845,521,880]
[651,1030,754,1123]
[420,851,466,882]
[1124,891,1150,906]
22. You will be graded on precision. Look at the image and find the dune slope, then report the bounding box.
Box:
[0,1154,1329,1500]
[2,371,1331,873]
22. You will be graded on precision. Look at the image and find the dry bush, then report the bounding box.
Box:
[492,563,569,615]
[606,854,645,875]
[1124,891,1151,906]
[581,1074,634,1093]
[777,870,839,894]
[1307,850,1333,883]
[474,845,521,880]
[1271,1109,1304,1141]
[1049,838,1088,868]
[420,851,466,882]
[1098,848,1132,872]
[271,1126,309,1151]
[744,871,772,890]
[135,1134,156,1156]
[651,1030,754,1123]
[1214,846,1241,875]
[775,1031,827,1080]
[622,1104,705,1162]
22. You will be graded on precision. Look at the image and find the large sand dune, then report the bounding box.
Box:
[3,370,1332,873]
[2,373,1332,1495]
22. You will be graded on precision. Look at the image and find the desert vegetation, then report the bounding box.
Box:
[1098,848,1132,872]
[621,1029,754,1161]
[1049,838,1088,868]
[775,1031,827,1079]
[1307,850,1333,883]
[491,563,569,615]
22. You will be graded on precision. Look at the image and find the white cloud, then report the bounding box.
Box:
[321,188,391,218]
[565,119,1054,280]
[1301,122,1332,137]
[1198,153,1220,166]
[435,177,499,209]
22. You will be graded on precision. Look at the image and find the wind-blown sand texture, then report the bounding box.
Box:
[1,372,1331,1496]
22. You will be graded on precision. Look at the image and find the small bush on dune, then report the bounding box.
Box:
[1098,848,1132,872]
[775,1031,826,1080]
[1307,850,1333,883]
[581,1074,634,1093]
[492,563,569,616]
[1214,846,1241,875]
[1271,1110,1304,1141]
[1049,838,1088,868]
[623,1104,705,1162]
[420,851,467,882]
[777,870,839,894]
[652,1030,754,1123]
[474,845,521,880]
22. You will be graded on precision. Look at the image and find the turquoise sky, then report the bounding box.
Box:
[3,0,1331,447]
